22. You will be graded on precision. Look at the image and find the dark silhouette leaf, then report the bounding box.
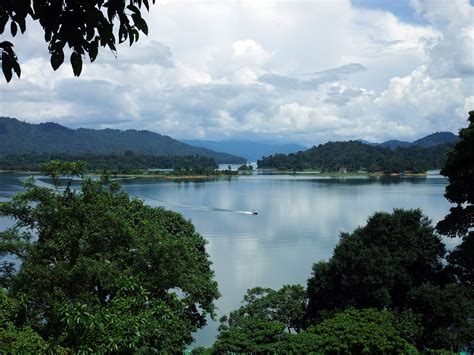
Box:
[51,50,65,70]
[0,15,8,34]
[2,52,13,82]
[70,52,83,76]
[10,21,17,37]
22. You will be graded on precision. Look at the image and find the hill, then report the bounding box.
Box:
[182,139,305,162]
[0,117,245,164]
[411,132,459,147]
[378,132,458,149]
[257,140,453,173]
[379,140,411,149]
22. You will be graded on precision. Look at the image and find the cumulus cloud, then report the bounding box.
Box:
[411,0,474,78]
[0,0,472,145]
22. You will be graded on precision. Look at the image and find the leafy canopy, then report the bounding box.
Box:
[307,209,446,318]
[0,161,219,352]
[1,0,155,82]
[437,111,474,287]
[210,302,419,354]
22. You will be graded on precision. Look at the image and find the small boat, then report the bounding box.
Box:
[252,211,258,215]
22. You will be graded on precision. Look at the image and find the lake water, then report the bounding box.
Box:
[0,172,454,347]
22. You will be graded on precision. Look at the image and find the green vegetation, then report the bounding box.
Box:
[0,161,219,352]
[0,117,246,164]
[436,111,474,287]
[1,0,156,82]
[0,152,218,174]
[237,164,254,174]
[257,140,453,173]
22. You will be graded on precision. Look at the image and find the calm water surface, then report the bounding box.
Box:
[0,172,453,346]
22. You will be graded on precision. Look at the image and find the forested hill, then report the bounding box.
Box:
[257,140,454,173]
[0,117,245,164]
[378,131,458,149]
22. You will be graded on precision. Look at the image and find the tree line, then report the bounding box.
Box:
[0,152,218,174]
[258,140,454,173]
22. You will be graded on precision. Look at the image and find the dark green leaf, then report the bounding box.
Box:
[119,26,127,44]
[0,41,14,48]
[70,52,83,76]
[18,18,26,34]
[11,21,17,37]
[0,15,8,34]
[127,4,140,15]
[51,49,65,71]
[89,42,99,62]
[129,28,134,46]
[2,52,13,82]
[12,58,21,78]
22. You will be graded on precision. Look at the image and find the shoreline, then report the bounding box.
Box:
[0,169,429,178]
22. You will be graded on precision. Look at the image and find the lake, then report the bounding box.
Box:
[0,172,454,347]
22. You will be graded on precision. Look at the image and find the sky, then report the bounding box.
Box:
[0,0,473,145]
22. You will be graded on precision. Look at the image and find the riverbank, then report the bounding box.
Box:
[0,169,429,179]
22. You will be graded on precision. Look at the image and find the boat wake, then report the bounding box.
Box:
[136,194,258,215]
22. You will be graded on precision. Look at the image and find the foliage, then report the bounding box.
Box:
[257,140,454,173]
[306,308,419,354]
[221,285,307,334]
[0,117,246,164]
[237,164,254,173]
[407,283,474,350]
[0,152,218,173]
[307,209,446,319]
[0,289,66,353]
[212,317,289,353]
[59,280,194,353]
[210,307,419,354]
[0,0,155,82]
[0,161,219,352]
[437,111,474,287]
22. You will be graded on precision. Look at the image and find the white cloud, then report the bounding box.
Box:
[0,0,472,145]
[411,0,474,78]
[232,39,270,65]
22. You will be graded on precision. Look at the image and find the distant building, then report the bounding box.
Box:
[339,167,347,173]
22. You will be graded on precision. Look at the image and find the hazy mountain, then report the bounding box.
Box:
[182,139,306,162]
[379,140,411,149]
[0,117,245,164]
[373,132,458,149]
[412,132,459,147]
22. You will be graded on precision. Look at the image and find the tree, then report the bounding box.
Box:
[221,285,307,335]
[0,161,219,352]
[0,0,155,82]
[208,285,309,353]
[407,283,474,350]
[210,307,419,353]
[307,209,446,320]
[306,308,419,354]
[437,111,474,287]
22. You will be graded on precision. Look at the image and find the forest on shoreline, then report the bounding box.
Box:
[258,140,454,174]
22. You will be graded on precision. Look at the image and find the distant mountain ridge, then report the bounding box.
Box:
[0,117,245,164]
[182,139,306,162]
[378,132,459,149]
